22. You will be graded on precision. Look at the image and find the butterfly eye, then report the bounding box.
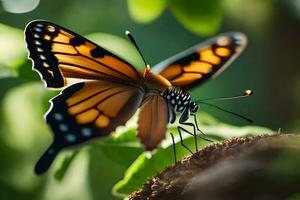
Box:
[190,103,199,113]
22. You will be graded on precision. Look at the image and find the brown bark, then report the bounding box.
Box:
[129,134,300,200]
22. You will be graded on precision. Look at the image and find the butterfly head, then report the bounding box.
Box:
[189,101,199,113]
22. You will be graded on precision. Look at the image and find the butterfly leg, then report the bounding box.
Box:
[179,121,198,152]
[191,113,213,142]
[178,107,198,151]
[177,126,195,154]
[170,132,177,163]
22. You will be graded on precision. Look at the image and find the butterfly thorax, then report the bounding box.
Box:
[142,71,171,91]
[162,87,199,114]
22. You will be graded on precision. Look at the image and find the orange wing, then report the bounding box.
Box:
[25,20,141,88]
[138,94,169,150]
[35,80,144,174]
[152,32,247,90]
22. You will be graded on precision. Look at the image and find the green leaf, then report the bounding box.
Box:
[88,148,130,200]
[54,150,80,181]
[127,0,168,23]
[92,128,143,167]
[0,66,17,79]
[0,77,26,101]
[170,0,222,36]
[112,115,273,197]
[0,82,52,191]
[44,150,92,200]
[0,23,27,69]
[86,33,144,70]
[18,60,42,82]
[0,24,40,82]
[1,82,53,151]
[287,192,300,200]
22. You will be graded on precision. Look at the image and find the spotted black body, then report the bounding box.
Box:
[162,87,199,124]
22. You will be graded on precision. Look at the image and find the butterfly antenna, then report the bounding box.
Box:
[199,101,253,123]
[197,89,253,102]
[125,30,148,68]
[195,89,253,123]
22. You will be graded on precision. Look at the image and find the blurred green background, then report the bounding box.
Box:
[0,0,299,199]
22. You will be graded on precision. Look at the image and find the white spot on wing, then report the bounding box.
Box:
[47,25,55,32]
[39,54,46,60]
[217,36,230,46]
[59,124,68,132]
[36,47,43,52]
[43,62,50,68]
[34,27,42,32]
[48,148,55,154]
[65,134,76,142]
[54,113,63,121]
[34,40,41,45]
[82,128,92,137]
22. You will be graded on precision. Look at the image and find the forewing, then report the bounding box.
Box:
[152,32,247,90]
[25,20,141,88]
[138,94,169,150]
[35,80,143,174]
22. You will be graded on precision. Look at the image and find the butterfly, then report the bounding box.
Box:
[25,20,247,175]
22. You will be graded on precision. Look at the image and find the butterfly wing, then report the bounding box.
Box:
[138,94,169,150]
[151,32,247,90]
[25,20,141,88]
[35,80,144,174]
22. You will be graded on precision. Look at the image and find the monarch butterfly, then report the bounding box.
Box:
[25,20,248,175]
